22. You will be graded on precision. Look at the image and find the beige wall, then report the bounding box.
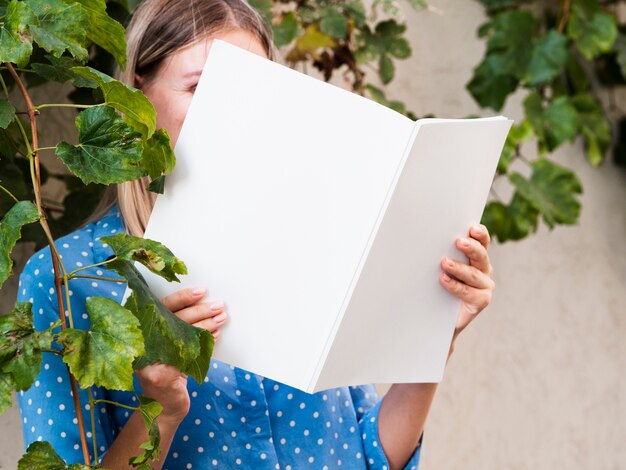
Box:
[1,1,625,468]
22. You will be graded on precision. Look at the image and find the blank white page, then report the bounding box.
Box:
[141,40,416,390]
[312,118,512,392]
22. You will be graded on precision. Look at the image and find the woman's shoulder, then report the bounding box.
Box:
[19,206,125,286]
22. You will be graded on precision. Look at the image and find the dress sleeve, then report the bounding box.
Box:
[15,253,116,466]
[349,385,422,470]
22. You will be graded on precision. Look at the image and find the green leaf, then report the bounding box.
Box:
[141,129,176,180]
[0,201,39,288]
[0,302,58,391]
[497,120,533,174]
[57,297,144,390]
[0,99,16,129]
[17,441,92,470]
[0,0,35,67]
[247,0,272,23]
[273,11,299,47]
[55,106,146,185]
[509,158,582,228]
[129,396,163,467]
[387,38,411,59]
[107,259,213,384]
[101,233,187,282]
[379,53,394,84]
[485,10,536,78]
[467,54,519,111]
[481,194,539,243]
[524,93,578,152]
[319,5,348,39]
[0,374,14,416]
[374,19,406,37]
[71,66,156,138]
[18,441,67,470]
[26,0,89,62]
[525,30,569,87]
[571,94,611,166]
[567,0,617,60]
[74,0,127,69]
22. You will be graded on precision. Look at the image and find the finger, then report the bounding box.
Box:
[441,257,494,290]
[161,287,207,312]
[455,236,492,275]
[469,224,490,249]
[193,311,228,332]
[176,300,224,324]
[439,272,492,313]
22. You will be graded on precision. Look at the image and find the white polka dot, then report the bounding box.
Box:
[183,435,189,441]
[313,411,319,418]
[198,447,204,453]
[255,427,261,433]
[318,438,323,445]
[280,438,286,445]
[222,445,228,452]
[223,376,229,382]
[260,453,266,460]
[194,419,201,425]
[287,393,293,400]
[289,420,295,427]
[273,384,279,391]
[209,432,215,438]
[299,402,305,409]
[212,460,217,466]
[294,447,300,454]
[308,457,314,463]
[356,452,362,459]
[245,373,251,380]
[277,411,283,417]
[236,458,242,465]
[303,429,309,436]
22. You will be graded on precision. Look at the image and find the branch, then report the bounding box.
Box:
[4,63,92,467]
[558,0,571,34]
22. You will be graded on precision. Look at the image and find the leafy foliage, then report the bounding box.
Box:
[107,259,213,385]
[128,397,163,468]
[56,105,146,185]
[471,0,622,242]
[0,201,39,287]
[18,441,93,470]
[58,297,144,391]
[102,233,187,282]
[0,303,60,413]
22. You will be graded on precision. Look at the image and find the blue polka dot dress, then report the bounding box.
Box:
[16,207,421,469]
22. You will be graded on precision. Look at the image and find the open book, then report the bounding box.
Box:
[140,39,512,393]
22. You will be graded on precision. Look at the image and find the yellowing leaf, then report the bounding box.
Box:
[58,297,144,391]
[0,0,35,67]
[296,25,335,58]
[26,0,89,62]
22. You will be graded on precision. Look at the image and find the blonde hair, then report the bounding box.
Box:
[93,0,278,236]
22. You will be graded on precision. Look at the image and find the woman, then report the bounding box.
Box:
[17,0,495,468]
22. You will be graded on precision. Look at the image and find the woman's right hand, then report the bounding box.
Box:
[135,287,228,423]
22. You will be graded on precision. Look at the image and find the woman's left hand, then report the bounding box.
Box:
[439,223,495,339]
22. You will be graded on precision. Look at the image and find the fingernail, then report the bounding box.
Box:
[213,312,226,324]
[192,288,206,296]
[442,273,451,282]
[473,224,483,233]
[446,258,454,268]
[460,238,470,247]
[210,300,224,311]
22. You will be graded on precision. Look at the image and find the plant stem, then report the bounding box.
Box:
[87,389,99,465]
[70,274,127,283]
[41,348,63,356]
[5,63,91,467]
[558,0,571,34]
[35,103,95,111]
[92,399,139,412]
[68,257,117,278]
[0,184,19,203]
[33,146,56,152]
